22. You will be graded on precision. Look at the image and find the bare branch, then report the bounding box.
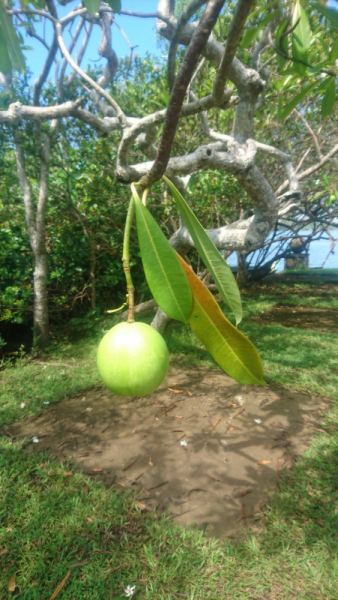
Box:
[58,17,85,92]
[55,21,125,125]
[294,109,323,161]
[276,142,338,196]
[213,0,253,105]
[167,0,206,91]
[139,0,226,188]
[0,99,84,124]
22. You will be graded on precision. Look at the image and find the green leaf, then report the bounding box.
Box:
[105,0,121,12]
[163,176,243,326]
[248,0,279,21]
[0,1,25,73]
[280,80,318,119]
[83,0,101,15]
[291,1,311,74]
[321,78,336,118]
[315,4,338,28]
[178,255,265,385]
[0,24,11,75]
[241,26,260,49]
[275,17,288,69]
[132,187,192,323]
[330,38,338,62]
[241,9,280,50]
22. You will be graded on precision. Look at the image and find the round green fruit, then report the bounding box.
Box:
[97,321,169,397]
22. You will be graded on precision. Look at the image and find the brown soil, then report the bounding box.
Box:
[250,305,338,333]
[9,366,329,539]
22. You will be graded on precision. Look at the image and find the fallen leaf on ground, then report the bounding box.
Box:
[168,388,183,394]
[256,460,271,465]
[8,573,16,592]
[232,407,245,419]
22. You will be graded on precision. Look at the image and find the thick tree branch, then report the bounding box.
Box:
[0,99,84,124]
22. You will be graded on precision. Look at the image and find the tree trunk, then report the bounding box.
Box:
[14,128,53,348]
[33,248,49,346]
[236,251,248,287]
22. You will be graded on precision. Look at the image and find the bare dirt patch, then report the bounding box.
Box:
[250,305,338,333]
[9,366,329,539]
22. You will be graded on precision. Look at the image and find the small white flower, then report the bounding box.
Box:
[180,440,188,447]
[86,407,92,412]
[19,402,26,409]
[43,401,50,405]
[47,376,51,380]
[32,436,39,443]
[124,585,136,598]
[254,419,262,424]
[42,365,47,370]
[59,370,66,375]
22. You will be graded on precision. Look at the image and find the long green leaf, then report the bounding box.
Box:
[241,9,280,50]
[0,1,25,73]
[291,1,311,75]
[178,255,265,385]
[163,176,242,325]
[330,38,338,62]
[83,0,101,15]
[280,80,318,119]
[321,79,336,118]
[132,187,192,324]
[0,23,11,75]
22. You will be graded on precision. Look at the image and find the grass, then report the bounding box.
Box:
[1,269,338,599]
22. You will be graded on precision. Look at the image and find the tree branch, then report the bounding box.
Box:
[213,0,253,105]
[167,0,206,91]
[139,0,226,188]
[55,21,125,125]
[0,99,84,124]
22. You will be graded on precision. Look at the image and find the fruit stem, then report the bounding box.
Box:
[123,195,135,323]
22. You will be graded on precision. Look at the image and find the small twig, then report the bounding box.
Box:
[48,571,71,600]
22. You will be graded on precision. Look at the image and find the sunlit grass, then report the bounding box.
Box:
[1,269,338,598]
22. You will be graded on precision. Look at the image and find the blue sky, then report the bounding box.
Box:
[24,1,161,82]
[22,0,338,82]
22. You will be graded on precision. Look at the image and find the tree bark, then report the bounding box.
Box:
[14,130,51,347]
[236,252,248,287]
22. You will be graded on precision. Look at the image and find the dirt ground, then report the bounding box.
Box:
[9,366,330,539]
[250,305,338,334]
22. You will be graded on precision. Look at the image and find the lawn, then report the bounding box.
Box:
[1,270,338,599]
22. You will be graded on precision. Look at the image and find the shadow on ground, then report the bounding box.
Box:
[250,306,338,334]
[9,366,330,538]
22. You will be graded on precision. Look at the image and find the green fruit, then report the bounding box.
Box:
[97,321,169,397]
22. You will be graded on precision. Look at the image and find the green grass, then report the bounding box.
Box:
[1,269,338,599]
